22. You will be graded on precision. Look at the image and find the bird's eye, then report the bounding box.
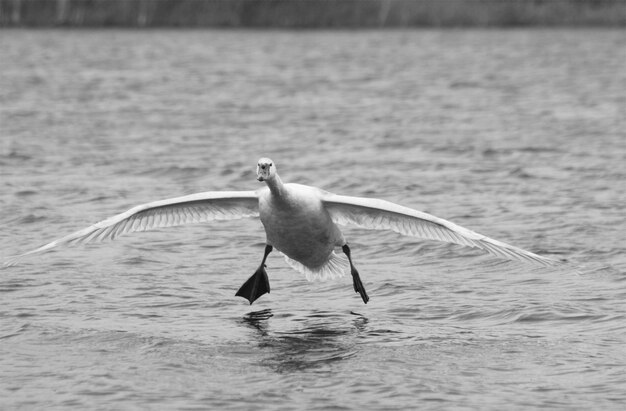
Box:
[269,163,273,167]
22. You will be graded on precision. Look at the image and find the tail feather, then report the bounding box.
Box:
[283,251,349,282]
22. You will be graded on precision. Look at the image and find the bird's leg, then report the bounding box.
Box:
[342,244,369,304]
[236,245,273,305]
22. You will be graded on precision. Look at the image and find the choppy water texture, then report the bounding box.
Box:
[1,29,625,410]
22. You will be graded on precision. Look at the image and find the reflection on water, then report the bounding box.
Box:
[241,308,274,336]
[241,309,368,373]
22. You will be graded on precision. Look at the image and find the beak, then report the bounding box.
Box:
[257,176,264,182]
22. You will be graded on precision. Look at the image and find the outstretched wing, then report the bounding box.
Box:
[322,193,560,267]
[4,191,259,266]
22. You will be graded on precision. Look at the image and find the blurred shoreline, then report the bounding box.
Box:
[1,0,625,28]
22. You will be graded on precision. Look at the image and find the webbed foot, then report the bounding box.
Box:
[235,265,270,304]
[342,244,369,304]
[236,244,273,305]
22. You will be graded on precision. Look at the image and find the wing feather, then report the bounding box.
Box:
[4,191,259,266]
[322,193,560,267]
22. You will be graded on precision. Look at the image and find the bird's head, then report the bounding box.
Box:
[256,158,276,182]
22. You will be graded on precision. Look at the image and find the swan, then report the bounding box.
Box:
[3,158,561,304]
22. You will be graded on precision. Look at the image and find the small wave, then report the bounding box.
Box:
[84,195,116,203]
[512,312,606,323]
[9,214,47,224]
[135,165,208,179]
[126,312,164,319]
[516,146,562,154]
[0,278,38,293]
[509,167,534,179]
[0,323,30,340]
[121,255,164,266]
[14,190,38,197]
[142,300,201,309]
[482,147,511,157]
[371,281,408,298]
[449,80,482,89]
[446,305,608,326]
[1,151,32,161]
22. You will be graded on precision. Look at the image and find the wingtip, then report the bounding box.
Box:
[535,251,570,267]
[2,257,19,269]
[525,253,578,272]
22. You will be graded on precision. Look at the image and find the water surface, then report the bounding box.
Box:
[1,29,625,410]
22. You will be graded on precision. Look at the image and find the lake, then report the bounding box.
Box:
[1,29,625,410]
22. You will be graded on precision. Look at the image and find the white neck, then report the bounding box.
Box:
[264,173,284,197]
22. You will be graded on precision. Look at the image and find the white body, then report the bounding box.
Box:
[258,183,344,269]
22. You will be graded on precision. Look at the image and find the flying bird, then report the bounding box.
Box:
[4,158,561,304]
